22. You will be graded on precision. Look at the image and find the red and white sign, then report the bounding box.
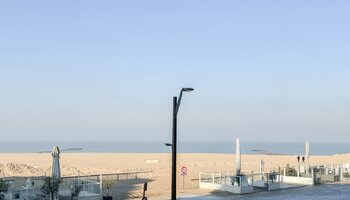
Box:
[181,166,188,176]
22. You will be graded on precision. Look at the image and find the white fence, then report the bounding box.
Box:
[4,176,102,200]
[199,172,254,194]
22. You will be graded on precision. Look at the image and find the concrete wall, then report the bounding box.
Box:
[341,177,350,182]
[280,175,314,185]
[241,186,254,193]
[253,180,281,191]
[253,180,265,187]
[268,183,281,191]
[320,175,339,182]
[199,182,241,193]
[199,182,253,194]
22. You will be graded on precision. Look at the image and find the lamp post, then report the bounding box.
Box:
[165,87,194,200]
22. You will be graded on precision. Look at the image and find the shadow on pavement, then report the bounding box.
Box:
[106,178,153,199]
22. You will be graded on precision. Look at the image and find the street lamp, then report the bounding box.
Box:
[164,143,172,147]
[165,87,194,200]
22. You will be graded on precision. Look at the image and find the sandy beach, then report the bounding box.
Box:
[1,153,350,199]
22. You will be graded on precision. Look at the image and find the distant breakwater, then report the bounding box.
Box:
[1,141,349,155]
[37,148,83,153]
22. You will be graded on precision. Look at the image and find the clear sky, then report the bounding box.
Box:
[0,1,349,142]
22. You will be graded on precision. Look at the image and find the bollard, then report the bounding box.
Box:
[142,182,148,200]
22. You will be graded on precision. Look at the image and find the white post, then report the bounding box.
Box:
[331,164,334,175]
[260,160,264,180]
[297,169,300,177]
[212,173,215,189]
[199,173,201,188]
[305,141,310,176]
[236,138,241,176]
[100,174,103,197]
[240,176,242,187]
[340,168,343,181]
[278,166,281,182]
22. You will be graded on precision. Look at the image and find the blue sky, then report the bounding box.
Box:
[0,1,349,142]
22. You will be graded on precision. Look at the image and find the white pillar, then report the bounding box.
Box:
[340,167,343,181]
[100,174,103,197]
[259,160,264,180]
[212,173,215,188]
[305,141,310,176]
[236,138,241,176]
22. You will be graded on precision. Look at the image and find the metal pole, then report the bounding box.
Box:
[183,175,185,190]
[171,96,177,200]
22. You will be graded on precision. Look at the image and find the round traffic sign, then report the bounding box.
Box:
[181,166,187,175]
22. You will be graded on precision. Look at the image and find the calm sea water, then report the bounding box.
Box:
[0,141,349,155]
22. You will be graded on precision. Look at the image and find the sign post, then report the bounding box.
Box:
[180,166,188,190]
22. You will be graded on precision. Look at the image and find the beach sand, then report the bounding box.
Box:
[1,153,350,199]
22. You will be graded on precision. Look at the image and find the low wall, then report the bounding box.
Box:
[253,180,281,191]
[321,175,339,182]
[253,180,265,187]
[280,175,314,185]
[341,177,350,182]
[241,186,254,193]
[268,183,281,191]
[199,182,241,193]
[199,182,253,194]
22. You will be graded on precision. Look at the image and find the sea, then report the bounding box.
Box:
[0,140,349,155]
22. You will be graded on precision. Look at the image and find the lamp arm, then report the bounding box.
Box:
[175,90,184,115]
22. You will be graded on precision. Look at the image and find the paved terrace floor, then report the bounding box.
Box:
[177,184,350,200]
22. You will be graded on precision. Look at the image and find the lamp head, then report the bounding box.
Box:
[182,88,194,92]
[164,143,173,147]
